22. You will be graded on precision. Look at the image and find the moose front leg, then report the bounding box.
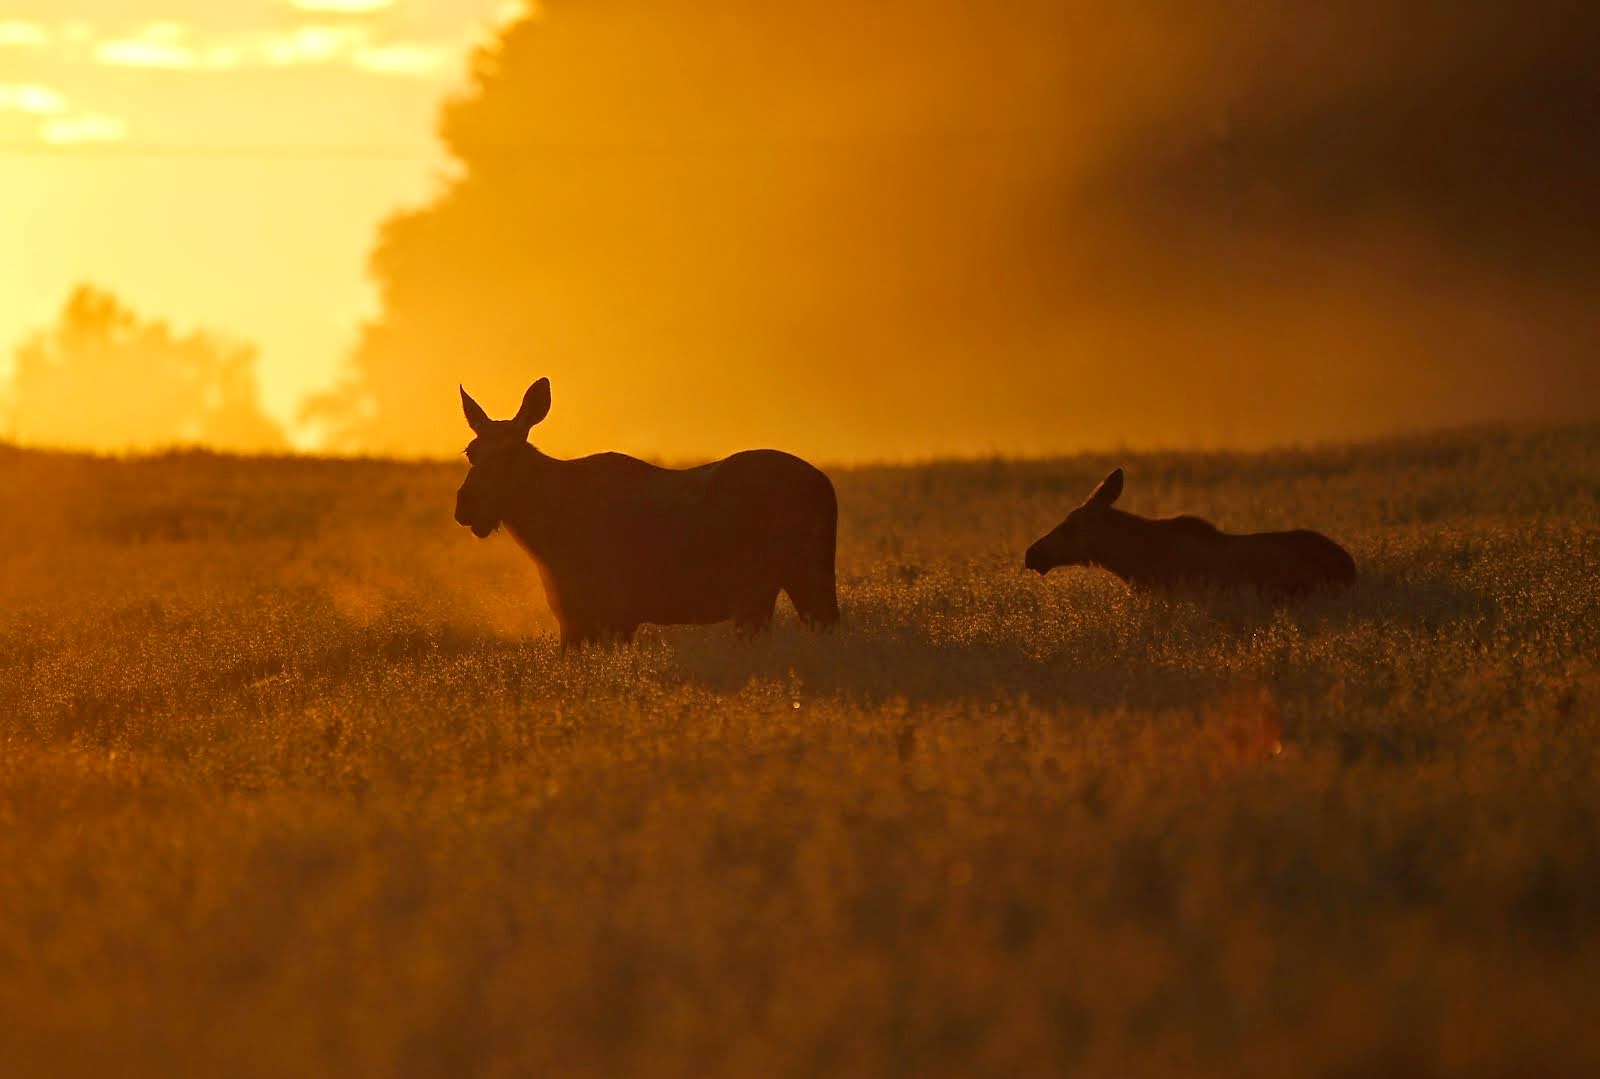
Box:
[557,620,636,651]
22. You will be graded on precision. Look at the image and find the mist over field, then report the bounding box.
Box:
[4,426,1599,1074]
[305,0,1600,459]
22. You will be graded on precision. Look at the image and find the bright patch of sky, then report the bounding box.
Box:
[39,111,126,143]
[291,0,396,13]
[0,20,52,47]
[0,83,69,114]
[0,1,533,441]
[84,17,460,76]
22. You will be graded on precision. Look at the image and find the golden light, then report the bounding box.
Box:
[0,20,50,48]
[289,0,396,13]
[262,25,365,66]
[98,22,199,67]
[39,112,128,144]
[0,83,68,115]
[351,43,448,77]
[0,1,1594,457]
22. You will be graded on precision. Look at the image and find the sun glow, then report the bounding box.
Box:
[289,0,396,13]
[351,43,448,76]
[2,1,1596,457]
[39,112,128,144]
[84,22,455,77]
[262,25,366,65]
[0,83,68,115]
[0,20,50,48]
[95,38,198,70]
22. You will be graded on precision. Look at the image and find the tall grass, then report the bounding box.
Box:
[2,427,1598,1076]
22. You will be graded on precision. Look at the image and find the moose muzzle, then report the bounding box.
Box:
[455,487,497,538]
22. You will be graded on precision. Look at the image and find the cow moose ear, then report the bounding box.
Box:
[461,385,491,435]
[512,378,552,436]
[1087,467,1124,507]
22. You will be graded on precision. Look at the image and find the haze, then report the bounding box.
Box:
[4,1,1596,459]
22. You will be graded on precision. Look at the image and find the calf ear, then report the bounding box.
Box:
[512,377,552,436]
[1087,467,1124,507]
[460,386,491,435]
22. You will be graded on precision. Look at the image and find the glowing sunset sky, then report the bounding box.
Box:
[0,0,524,434]
[4,2,1595,458]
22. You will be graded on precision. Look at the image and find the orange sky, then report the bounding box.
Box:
[3,2,1596,459]
[0,0,521,435]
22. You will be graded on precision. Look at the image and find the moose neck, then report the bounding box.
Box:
[1085,508,1162,584]
[498,445,565,556]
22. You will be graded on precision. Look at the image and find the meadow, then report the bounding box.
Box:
[2,425,1599,1077]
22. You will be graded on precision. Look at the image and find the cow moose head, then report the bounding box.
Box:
[454,378,551,538]
[1024,467,1124,573]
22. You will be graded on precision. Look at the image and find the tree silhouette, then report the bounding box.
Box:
[6,285,287,453]
[301,2,1075,459]
[308,2,1600,459]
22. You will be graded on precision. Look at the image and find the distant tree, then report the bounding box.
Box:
[6,285,288,453]
[301,2,1048,459]
[307,2,1600,458]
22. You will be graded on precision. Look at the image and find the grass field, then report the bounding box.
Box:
[3,426,1599,1077]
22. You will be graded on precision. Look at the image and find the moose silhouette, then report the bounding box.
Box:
[455,378,839,645]
[1025,468,1356,597]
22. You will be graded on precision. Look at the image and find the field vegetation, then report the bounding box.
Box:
[2,426,1599,1076]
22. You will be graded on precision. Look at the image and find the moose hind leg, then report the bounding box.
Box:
[784,563,839,630]
[782,511,839,630]
[786,580,839,629]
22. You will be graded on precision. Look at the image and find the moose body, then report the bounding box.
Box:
[454,379,839,646]
[1025,468,1355,598]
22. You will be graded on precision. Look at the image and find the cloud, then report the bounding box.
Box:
[256,26,450,77]
[0,76,126,146]
[95,23,199,68]
[0,83,68,114]
[89,21,444,74]
[494,1,537,28]
[262,25,366,65]
[288,0,395,13]
[40,111,126,143]
[351,42,448,76]
[96,38,198,69]
[37,6,510,84]
[0,20,50,47]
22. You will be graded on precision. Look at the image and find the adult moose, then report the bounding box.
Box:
[454,378,839,646]
[1024,468,1355,598]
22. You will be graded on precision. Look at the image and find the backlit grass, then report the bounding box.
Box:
[2,427,1598,1076]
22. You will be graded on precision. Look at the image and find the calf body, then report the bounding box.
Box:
[1025,468,1355,598]
[455,379,838,645]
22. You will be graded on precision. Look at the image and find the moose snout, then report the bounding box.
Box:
[1024,542,1050,574]
[455,489,494,536]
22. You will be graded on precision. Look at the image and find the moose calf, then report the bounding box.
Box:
[1025,468,1355,598]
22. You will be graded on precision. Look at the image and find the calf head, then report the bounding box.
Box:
[1025,467,1124,573]
[455,378,551,538]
